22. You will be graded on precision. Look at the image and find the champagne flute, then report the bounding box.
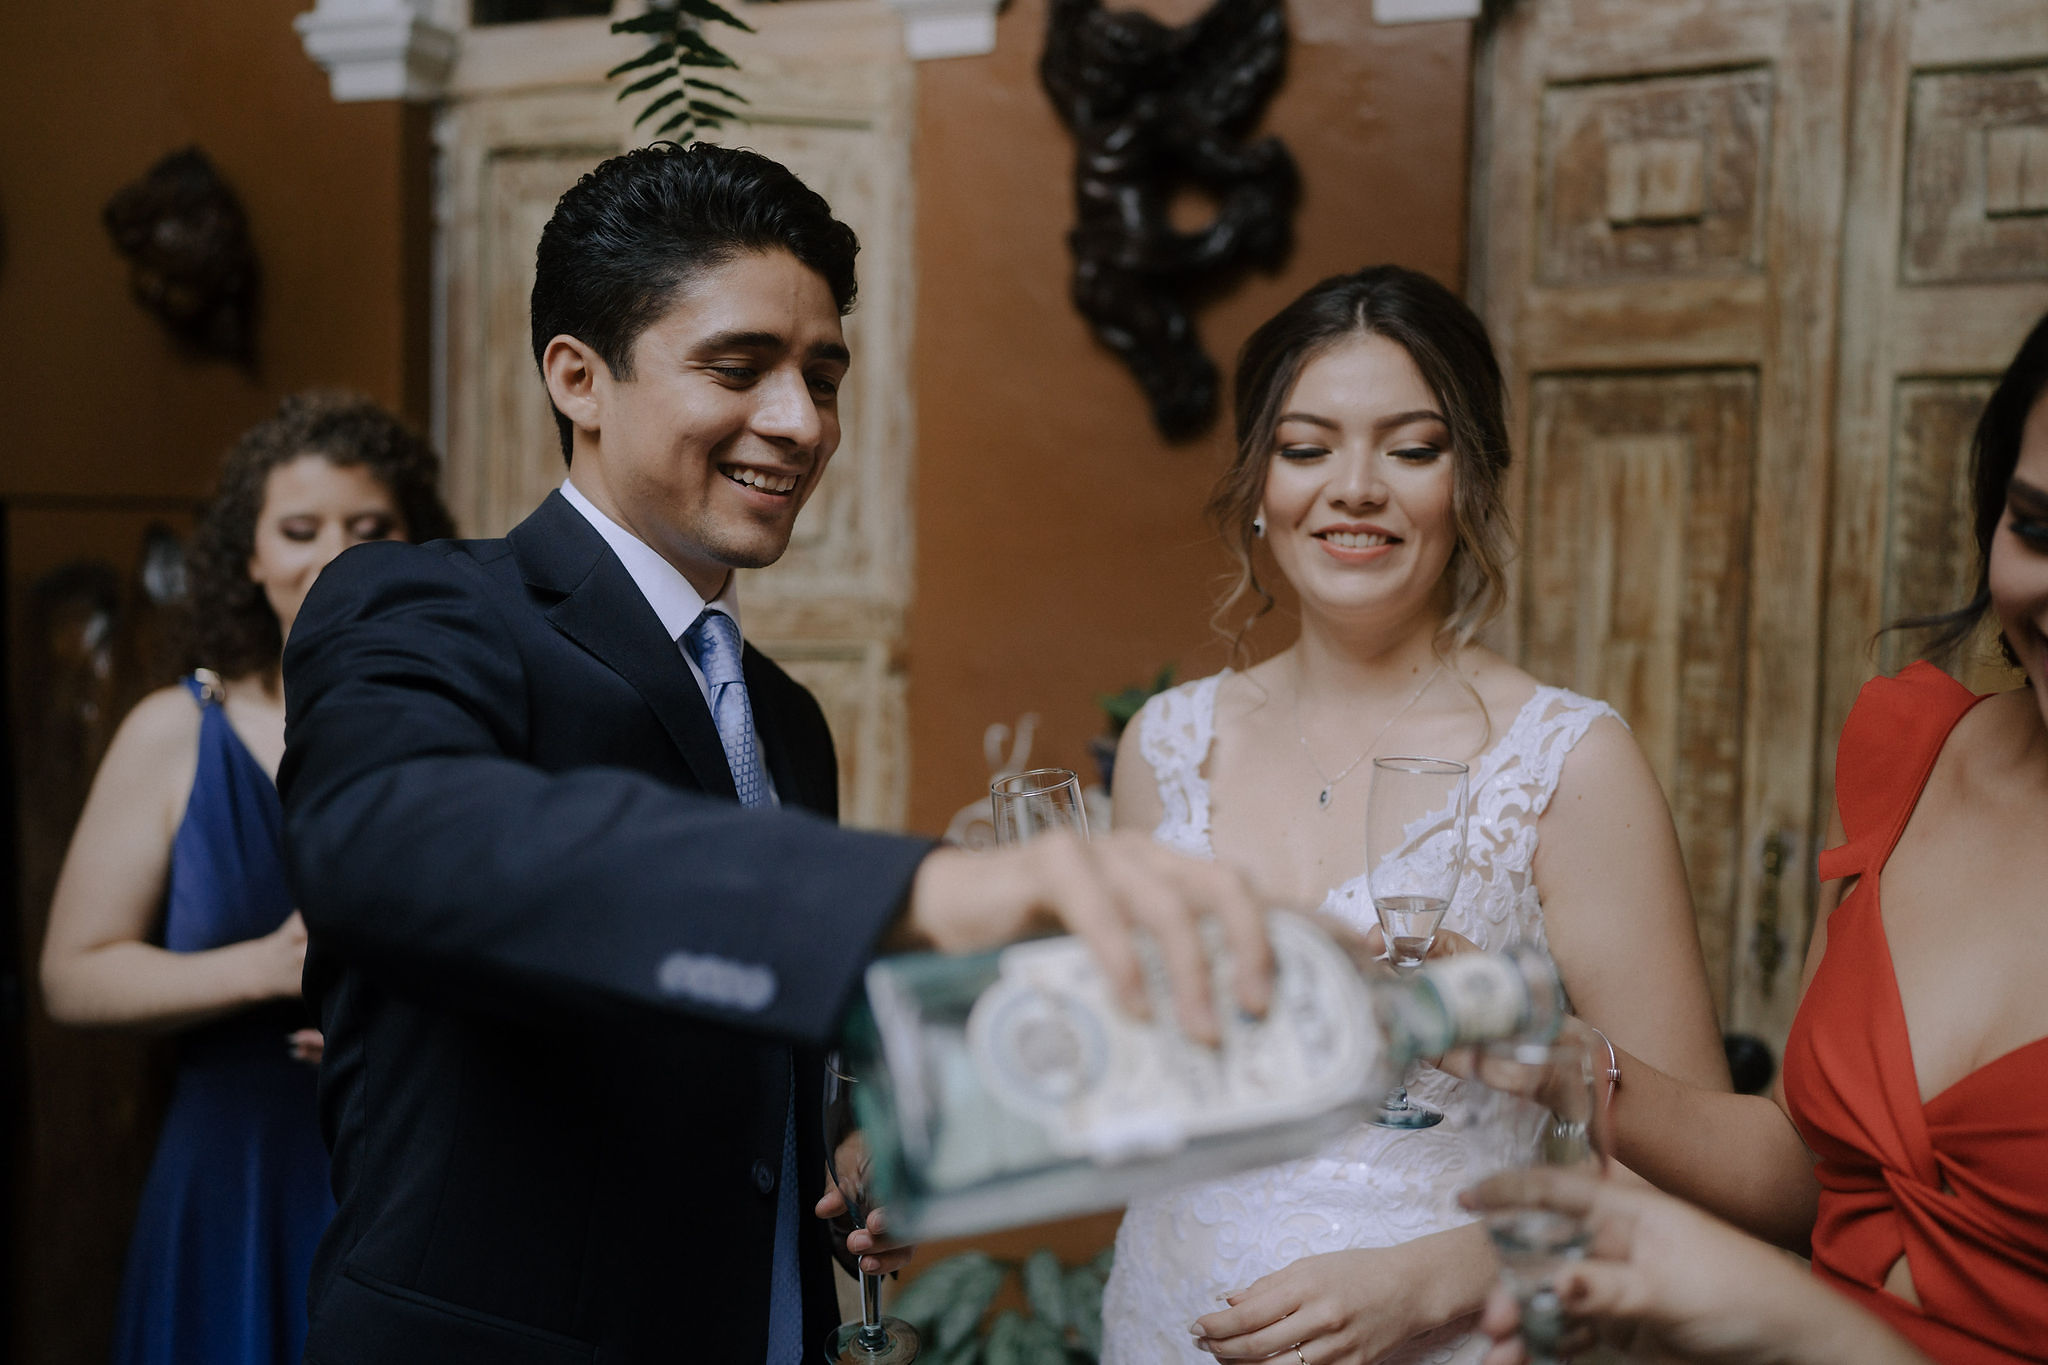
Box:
[822,1051,920,1364]
[988,768,1089,846]
[1366,755,1470,1129]
[1473,1038,1607,1365]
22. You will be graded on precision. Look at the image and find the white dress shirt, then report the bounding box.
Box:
[559,477,777,804]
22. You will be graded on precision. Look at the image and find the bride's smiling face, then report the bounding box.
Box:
[1260,333,1459,627]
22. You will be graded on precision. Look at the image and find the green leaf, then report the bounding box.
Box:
[683,76,747,102]
[1090,1244,1116,1278]
[632,88,687,127]
[929,1334,982,1365]
[687,99,740,122]
[655,109,700,138]
[986,1311,1067,1365]
[983,1311,1027,1365]
[674,28,742,66]
[610,11,677,35]
[1021,1250,1066,1333]
[616,68,675,99]
[605,42,674,79]
[934,1256,1009,1353]
[673,0,755,33]
[889,1252,1000,1333]
[1062,1266,1105,1355]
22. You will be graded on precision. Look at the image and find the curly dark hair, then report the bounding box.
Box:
[183,391,455,679]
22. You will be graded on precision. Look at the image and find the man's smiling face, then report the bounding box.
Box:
[564,247,849,597]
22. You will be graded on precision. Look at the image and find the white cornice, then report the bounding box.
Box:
[879,0,1001,60]
[295,0,458,102]
[1373,0,1480,21]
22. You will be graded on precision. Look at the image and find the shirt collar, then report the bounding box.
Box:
[559,477,742,642]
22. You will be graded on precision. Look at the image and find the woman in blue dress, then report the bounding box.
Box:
[39,392,455,1365]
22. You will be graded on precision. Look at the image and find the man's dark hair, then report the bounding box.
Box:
[530,141,861,462]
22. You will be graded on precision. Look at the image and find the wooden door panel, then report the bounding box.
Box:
[474,144,619,539]
[1822,0,2048,858]
[1538,68,1773,286]
[1880,378,1999,674]
[1903,64,2048,283]
[1476,0,1852,1044]
[1523,371,1756,1004]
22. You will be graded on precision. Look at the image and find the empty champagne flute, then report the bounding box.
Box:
[988,768,1089,847]
[1472,1038,1607,1365]
[1366,755,1470,1129]
[823,1051,919,1364]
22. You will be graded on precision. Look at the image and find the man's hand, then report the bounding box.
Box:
[288,1028,325,1066]
[898,831,1274,1045]
[814,1180,913,1276]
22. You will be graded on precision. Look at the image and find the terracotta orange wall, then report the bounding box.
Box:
[0,0,428,504]
[906,0,1473,833]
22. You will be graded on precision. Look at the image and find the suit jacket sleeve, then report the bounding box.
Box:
[278,540,936,1047]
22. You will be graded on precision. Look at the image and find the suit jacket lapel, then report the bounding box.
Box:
[509,492,739,801]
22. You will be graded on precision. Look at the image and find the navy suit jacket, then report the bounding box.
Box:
[279,492,933,1364]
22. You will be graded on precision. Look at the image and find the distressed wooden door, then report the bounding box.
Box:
[1471,0,1855,1052]
[437,2,916,830]
[1821,0,2048,788]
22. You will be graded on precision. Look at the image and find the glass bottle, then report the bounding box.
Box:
[840,912,1563,1242]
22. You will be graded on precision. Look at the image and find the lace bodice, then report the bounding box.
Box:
[1101,672,1618,1365]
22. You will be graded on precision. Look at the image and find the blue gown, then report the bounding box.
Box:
[109,676,336,1365]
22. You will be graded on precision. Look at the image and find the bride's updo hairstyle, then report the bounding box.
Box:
[1208,265,1513,666]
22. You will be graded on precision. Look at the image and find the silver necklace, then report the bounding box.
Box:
[1293,662,1444,810]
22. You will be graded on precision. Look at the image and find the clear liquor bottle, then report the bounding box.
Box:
[841,912,1563,1242]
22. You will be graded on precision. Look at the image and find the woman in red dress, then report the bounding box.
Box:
[1509,309,2048,1365]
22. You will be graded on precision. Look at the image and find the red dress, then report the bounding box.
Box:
[1783,662,2048,1364]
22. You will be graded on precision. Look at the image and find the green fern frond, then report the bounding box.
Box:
[608,0,760,146]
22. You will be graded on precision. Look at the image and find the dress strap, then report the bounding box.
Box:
[1819,661,1982,882]
[1133,674,1224,857]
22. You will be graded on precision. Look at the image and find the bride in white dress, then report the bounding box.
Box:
[1098,266,1730,1364]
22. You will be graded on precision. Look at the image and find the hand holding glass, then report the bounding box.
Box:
[1366,756,1470,1128]
[822,1052,919,1364]
[1472,1038,1607,1365]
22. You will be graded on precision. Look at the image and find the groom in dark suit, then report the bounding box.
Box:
[279,142,1270,1365]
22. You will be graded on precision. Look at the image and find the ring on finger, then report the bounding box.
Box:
[1293,1347,1312,1365]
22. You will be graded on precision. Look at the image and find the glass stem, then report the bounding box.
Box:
[858,1270,886,1347]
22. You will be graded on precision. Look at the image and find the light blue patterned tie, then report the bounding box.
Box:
[682,608,800,1362]
[683,609,771,810]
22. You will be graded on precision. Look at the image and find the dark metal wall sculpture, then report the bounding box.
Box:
[102,148,259,366]
[1041,0,1298,440]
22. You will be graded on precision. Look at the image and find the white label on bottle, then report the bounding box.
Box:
[964,913,1381,1165]
[1424,954,1527,1046]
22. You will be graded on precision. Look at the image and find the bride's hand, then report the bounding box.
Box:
[1191,1246,1443,1364]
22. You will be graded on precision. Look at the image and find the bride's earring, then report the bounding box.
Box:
[1252,513,1267,539]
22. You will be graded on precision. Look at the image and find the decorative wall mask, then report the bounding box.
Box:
[102,148,259,365]
[1041,0,1298,439]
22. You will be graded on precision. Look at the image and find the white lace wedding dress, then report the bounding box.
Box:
[1099,672,1618,1365]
